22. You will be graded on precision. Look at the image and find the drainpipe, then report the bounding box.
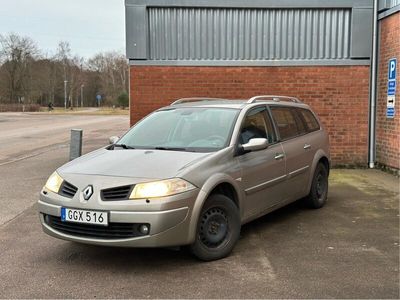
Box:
[368,0,379,169]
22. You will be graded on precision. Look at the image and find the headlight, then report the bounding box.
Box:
[130,178,196,199]
[44,171,63,193]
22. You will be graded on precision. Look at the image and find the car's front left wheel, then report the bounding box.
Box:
[190,194,240,261]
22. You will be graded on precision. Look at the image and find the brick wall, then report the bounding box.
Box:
[376,12,400,170]
[130,65,370,166]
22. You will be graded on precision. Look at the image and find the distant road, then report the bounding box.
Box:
[0,112,129,165]
[0,112,129,226]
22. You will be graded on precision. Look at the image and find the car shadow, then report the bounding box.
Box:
[54,199,310,268]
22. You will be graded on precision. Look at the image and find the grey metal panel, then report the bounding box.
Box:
[130,59,371,66]
[378,3,400,18]
[379,0,400,11]
[351,8,373,58]
[148,7,352,61]
[126,0,372,9]
[125,5,148,59]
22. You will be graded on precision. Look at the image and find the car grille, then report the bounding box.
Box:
[44,215,149,239]
[59,181,78,198]
[101,185,133,201]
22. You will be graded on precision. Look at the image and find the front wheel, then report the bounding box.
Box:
[304,163,329,209]
[190,194,240,261]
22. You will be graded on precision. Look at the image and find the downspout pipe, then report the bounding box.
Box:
[368,0,379,169]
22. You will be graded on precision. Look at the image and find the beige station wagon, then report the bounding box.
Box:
[39,95,330,261]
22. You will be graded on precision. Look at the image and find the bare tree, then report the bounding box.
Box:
[0,35,128,108]
[87,51,128,105]
[0,33,39,103]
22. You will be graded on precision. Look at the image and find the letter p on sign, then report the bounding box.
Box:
[389,58,397,81]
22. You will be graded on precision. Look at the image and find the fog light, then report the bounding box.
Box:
[139,224,149,235]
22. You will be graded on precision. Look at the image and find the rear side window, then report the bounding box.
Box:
[298,109,320,132]
[270,106,306,140]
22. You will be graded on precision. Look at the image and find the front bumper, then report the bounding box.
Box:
[38,188,199,247]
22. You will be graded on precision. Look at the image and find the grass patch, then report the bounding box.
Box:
[38,107,129,115]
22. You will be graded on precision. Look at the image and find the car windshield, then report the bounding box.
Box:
[117,107,239,152]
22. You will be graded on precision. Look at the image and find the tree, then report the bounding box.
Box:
[87,51,128,105]
[0,35,128,108]
[117,91,129,109]
[0,33,39,103]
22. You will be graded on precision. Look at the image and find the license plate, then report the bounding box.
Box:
[61,207,108,226]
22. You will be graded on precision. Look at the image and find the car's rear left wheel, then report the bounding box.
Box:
[304,162,329,209]
[190,194,240,261]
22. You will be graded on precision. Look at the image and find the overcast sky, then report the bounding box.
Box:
[0,0,125,58]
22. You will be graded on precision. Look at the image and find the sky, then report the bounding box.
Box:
[0,0,126,58]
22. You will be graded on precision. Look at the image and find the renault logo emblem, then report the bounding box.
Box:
[82,185,93,200]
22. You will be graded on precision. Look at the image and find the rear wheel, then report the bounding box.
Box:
[304,163,329,209]
[190,194,240,261]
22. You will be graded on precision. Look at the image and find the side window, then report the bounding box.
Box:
[239,107,276,144]
[298,109,320,132]
[270,106,305,140]
[292,109,307,135]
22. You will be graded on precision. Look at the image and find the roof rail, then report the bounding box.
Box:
[247,95,301,104]
[171,97,226,105]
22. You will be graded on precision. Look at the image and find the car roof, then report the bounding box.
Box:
[159,97,311,110]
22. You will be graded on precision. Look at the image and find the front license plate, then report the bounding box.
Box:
[61,207,108,226]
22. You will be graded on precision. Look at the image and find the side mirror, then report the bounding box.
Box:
[238,138,268,155]
[109,136,119,144]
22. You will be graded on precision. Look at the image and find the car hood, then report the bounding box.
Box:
[58,148,211,180]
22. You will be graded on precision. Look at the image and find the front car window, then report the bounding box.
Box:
[117,107,239,152]
[239,106,276,144]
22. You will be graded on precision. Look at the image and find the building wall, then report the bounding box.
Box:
[130,65,370,166]
[376,11,400,170]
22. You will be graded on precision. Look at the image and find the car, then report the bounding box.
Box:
[38,95,330,261]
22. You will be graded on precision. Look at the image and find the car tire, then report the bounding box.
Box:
[304,163,329,209]
[190,194,241,261]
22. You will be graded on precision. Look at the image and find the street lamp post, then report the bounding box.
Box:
[80,84,84,107]
[64,80,68,110]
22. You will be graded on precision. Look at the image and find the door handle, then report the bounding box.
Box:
[274,153,285,160]
[304,144,311,150]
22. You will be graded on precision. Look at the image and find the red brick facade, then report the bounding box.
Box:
[130,65,370,166]
[376,12,400,170]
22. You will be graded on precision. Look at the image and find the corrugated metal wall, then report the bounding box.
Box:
[379,0,400,10]
[148,7,352,61]
[388,0,400,8]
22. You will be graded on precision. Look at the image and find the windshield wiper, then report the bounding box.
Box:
[113,144,135,149]
[154,146,187,151]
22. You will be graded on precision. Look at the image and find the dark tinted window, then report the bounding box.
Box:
[270,107,305,140]
[240,107,276,144]
[293,109,307,135]
[298,109,320,132]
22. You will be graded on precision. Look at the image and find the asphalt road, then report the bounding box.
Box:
[0,112,129,226]
[0,113,399,299]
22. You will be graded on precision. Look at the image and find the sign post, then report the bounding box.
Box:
[387,58,397,118]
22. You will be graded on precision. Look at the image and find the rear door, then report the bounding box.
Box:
[269,106,313,201]
[237,106,286,219]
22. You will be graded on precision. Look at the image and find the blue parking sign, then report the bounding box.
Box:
[388,81,396,96]
[388,58,396,81]
[386,107,395,118]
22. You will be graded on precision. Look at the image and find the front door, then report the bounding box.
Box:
[237,106,286,219]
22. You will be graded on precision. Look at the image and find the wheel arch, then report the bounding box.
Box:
[307,149,331,193]
[187,174,244,244]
